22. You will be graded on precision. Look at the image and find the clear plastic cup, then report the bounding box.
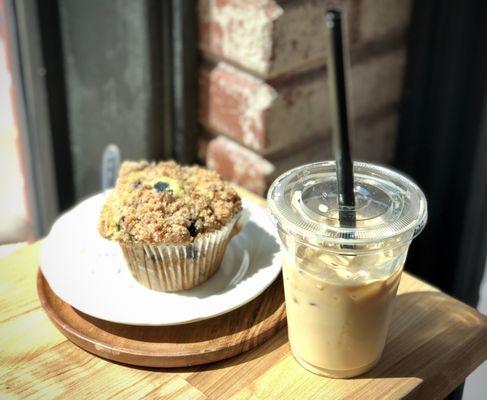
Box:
[267,161,427,378]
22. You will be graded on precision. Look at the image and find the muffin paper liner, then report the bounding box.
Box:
[120,211,248,292]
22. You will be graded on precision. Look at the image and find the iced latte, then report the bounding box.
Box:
[268,162,427,378]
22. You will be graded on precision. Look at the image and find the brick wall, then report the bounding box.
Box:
[197,0,413,195]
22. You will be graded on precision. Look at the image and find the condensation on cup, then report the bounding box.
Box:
[268,161,427,378]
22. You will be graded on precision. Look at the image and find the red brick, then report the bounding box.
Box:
[199,50,405,154]
[349,49,405,122]
[268,136,330,181]
[199,0,280,78]
[199,62,274,150]
[203,111,398,194]
[198,0,410,79]
[199,0,356,78]
[358,0,413,43]
[206,136,275,195]
[200,62,325,153]
[352,112,398,163]
[267,111,398,180]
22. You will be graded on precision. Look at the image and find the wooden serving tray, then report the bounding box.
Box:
[37,270,286,368]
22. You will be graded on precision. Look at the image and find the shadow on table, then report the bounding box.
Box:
[115,328,290,374]
[184,291,486,375]
[82,289,487,396]
[349,291,487,398]
[74,273,286,380]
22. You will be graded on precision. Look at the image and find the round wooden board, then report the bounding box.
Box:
[37,270,286,368]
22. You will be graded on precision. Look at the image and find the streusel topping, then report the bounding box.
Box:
[98,160,242,244]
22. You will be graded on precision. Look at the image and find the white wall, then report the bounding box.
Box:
[463,260,487,399]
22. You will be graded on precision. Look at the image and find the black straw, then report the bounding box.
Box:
[325,9,355,226]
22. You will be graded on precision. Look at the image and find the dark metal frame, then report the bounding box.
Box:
[171,0,198,164]
[6,0,198,235]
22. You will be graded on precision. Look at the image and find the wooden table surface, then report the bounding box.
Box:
[2,192,487,399]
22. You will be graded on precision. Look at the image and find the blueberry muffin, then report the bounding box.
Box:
[98,160,244,292]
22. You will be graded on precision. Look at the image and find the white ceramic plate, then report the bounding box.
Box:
[40,193,281,326]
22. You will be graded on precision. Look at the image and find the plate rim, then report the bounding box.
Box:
[40,194,282,326]
[36,268,287,368]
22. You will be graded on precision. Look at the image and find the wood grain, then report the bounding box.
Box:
[37,270,286,368]
[183,274,487,400]
[2,188,487,400]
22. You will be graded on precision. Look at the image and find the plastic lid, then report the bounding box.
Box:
[267,161,427,246]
